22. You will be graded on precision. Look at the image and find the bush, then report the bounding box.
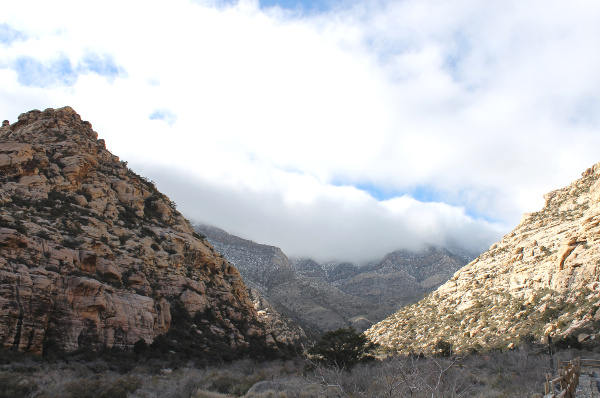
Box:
[435,339,453,357]
[554,335,582,350]
[308,327,377,370]
[64,376,141,398]
[0,372,38,398]
[133,339,149,355]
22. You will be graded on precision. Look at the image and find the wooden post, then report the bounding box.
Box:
[549,335,554,376]
[559,368,566,392]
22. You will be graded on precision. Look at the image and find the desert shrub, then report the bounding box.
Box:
[194,391,231,398]
[435,339,453,357]
[207,374,238,394]
[207,371,265,396]
[36,230,52,240]
[0,372,38,398]
[308,327,377,370]
[133,339,149,355]
[118,234,128,245]
[541,305,560,323]
[554,335,582,350]
[520,332,538,346]
[63,376,141,398]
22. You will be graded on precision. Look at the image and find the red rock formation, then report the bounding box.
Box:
[0,107,270,356]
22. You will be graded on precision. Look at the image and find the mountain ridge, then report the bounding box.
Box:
[195,223,473,339]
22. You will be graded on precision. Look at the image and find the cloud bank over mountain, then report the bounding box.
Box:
[2,0,600,260]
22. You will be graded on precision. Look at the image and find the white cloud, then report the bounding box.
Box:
[2,0,600,261]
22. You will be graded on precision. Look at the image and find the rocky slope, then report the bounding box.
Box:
[366,162,600,354]
[195,224,471,339]
[247,288,306,351]
[191,226,307,349]
[195,224,378,337]
[0,107,275,357]
[194,224,365,338]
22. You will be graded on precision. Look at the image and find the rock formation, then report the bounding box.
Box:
[195,224,377,338]
[366,162,600,353]
[248,288,307,351]
[310,247,472,321]
[0,107,273,357]
[195,224,472,339]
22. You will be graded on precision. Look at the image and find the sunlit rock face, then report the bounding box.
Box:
[0,107,272,356]
[366,162,600,354]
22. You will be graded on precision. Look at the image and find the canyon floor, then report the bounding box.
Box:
[1,343,598,398]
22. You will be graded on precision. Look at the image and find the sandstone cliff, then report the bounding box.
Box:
[366,162,600,353]
[0,107,272,357]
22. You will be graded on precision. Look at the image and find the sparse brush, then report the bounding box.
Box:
[1,348,597,397]
[194,391,231,398]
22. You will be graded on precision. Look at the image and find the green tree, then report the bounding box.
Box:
[308,327,378,369]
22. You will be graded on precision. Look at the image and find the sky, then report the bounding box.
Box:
[2,0,600,263]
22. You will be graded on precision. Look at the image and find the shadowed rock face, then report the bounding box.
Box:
[0,107,271,356]
[367,162,600,354]
[194,224,310,344]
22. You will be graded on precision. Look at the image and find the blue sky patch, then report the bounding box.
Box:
[337,180,498,223]
[79,52,125,80]
[344,181,443,203]
[0,24,26,45]
[215,0,350,14]
[260,0,328,11]
[12,52,126,88]
[354,183,402,201]
[149,109,177,126]
[15,55,78,87]
[443,31,471,83]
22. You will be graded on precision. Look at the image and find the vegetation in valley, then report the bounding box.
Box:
[1,329,599,397]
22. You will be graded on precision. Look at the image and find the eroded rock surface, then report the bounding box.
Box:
[0,107,272,356]
[366,162,600,353]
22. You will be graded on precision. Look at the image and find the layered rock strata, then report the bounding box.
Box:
[0,107,271,356]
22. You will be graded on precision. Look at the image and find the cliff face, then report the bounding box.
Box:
[0,107,270,356]
[366,162,600,353]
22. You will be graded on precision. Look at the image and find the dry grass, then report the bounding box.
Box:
[1,346,598,398]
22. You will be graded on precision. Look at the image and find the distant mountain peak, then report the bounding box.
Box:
[196,223,472,339]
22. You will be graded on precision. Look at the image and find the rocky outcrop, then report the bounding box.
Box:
[248,288,307,350]
[0,107,272,356]
[366,162,600,354]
